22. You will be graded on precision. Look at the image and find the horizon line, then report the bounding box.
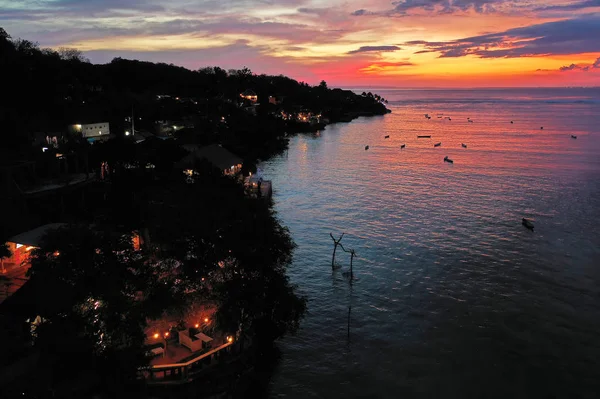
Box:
[340,86,600,90]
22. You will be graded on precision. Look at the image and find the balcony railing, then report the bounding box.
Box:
[138,340,236,384]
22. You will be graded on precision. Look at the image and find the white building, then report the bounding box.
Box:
[70,122,110,139]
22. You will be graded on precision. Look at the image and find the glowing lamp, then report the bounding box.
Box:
[227,336,233,343]
[153,333,159,339]
[204,318,209,323]
[125,131,130,136]
[164,332,170,337]
[195,323,199,328]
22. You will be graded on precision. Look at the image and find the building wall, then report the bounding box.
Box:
[70,122,110,138]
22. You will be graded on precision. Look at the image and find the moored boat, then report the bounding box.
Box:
[522,218,534,230]
[444,156,453,163]
[434,142,441,147]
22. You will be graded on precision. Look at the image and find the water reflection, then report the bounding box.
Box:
[262,89,600,398]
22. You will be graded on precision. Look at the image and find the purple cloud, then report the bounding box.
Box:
[347,45,401,54]
[351,9,373,16]
[353,0,514,16]
[536,0,600,11]
[405,15,600,58]
[559,57,600,72]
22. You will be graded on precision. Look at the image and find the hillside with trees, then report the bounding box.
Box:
[0,27,389,162]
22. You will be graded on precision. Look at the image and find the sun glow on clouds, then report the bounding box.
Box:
[2,0,600,86]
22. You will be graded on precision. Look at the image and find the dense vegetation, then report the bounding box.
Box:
[2,159,307,397]
[0,27,388,397]
[0,27,389,162]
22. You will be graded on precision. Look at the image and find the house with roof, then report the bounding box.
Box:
[0,224,66,303]
[239,89,258,103]
[176,144,242,176]
[68,122,112,143]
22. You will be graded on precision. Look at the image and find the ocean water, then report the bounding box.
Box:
[261,88,600,398]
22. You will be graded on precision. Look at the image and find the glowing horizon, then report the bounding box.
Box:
[2,0,600,87]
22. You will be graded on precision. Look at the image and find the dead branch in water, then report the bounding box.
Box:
[330,233,344,269]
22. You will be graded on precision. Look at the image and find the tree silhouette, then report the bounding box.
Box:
[26,225,179,393]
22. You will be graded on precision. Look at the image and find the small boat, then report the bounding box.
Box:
[571,135,577,139]
[510,121,514,124]
[444,156,453,163]
[424,114,430,118]
[461,143,467,148]
[400,144,406,149]
[417,135,431,138]
[468,120,473,123]
[434,142,441,147]
[427,116,432,119]
[365,145,369,150]
[522,218,534,230]
[437,116,442,118]
[540,127,544,130]
[384,135,390,139]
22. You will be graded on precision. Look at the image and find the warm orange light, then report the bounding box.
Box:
[227,336,233,343]
[164,332,170,337]
[53,251,60,256]
[25,246,35,251]
[195,323,199,328]
[153,333,159,339]
[204,317,209,323]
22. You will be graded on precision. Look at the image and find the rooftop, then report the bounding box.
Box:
[8,223,67,247]
[177,144,242,171]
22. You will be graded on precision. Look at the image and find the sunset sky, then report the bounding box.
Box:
[2,0,600,87]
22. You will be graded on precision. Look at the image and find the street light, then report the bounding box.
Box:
[125,131,130,136]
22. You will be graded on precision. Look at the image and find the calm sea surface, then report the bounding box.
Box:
[261,88,600,398]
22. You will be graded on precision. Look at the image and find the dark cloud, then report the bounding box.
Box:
[536,0,600,12]
[559,57,600,72]
[405,15,600,58]
[347,45,401,54]
[353,0,513,16]
[297,7,325,14]
[351,9,372,16]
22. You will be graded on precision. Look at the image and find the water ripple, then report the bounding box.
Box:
[263,89,600,398]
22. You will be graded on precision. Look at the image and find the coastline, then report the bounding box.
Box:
[143,107,392,399]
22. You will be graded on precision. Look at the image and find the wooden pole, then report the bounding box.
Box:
[330,233,344,269]
[347,306,351,340]
[350,250,355,280]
